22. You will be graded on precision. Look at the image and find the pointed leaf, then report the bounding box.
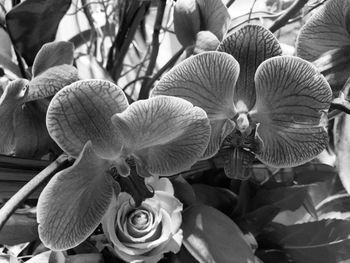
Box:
[251,56,332,167]
[26,65,79,102]
[32,41,74,77]
[151,51,238,158]
[37,142,114,250]
[196,0,230,42]
[218,25,282,110]
[182,205,255,263]
[111,96,210,176]
[173,0,200,47]
[0,79,29,154]
[46,80,129,158]
[296,0,350,61]
[5,0,71,65]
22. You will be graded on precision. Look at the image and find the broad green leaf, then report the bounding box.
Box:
[182,205,256,263]
[171,175,196,207]
[111,96,210,176]
[196,0,230,42]
[218,25,282,110]
[37,142,114,250]
[296,0,350,61]
[5,0,72,66]
[173,0,200,47]
[251,56,332,167]
[0,79,29,154]
[151,51,238,158]
[32,41,74,77]
[46,80,128,158]
[26,64,79,102]
[262,220,350,263]
[314,194,350,220]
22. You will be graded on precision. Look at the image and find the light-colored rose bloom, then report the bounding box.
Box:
[101,177,183,263]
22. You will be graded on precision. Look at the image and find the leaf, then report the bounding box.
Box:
[32,41,74,77]
[26,64,79,102]
[255,250,291,263]
[182,205,256,263]
[251,56,332,167]
[46,79,129,158]
[0,213,38,245]
[171,175,196,207]
[192,184,237,215]
[173,0,200,47]
[111,96,210,176]
[218,25,282,110]
[151,51,239,158]
[5,0,72,66]
[37,142,115,250]
[314,193,350,220]
[261,220,350,263]
[296,0,350,61]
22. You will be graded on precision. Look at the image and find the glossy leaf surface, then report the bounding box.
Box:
[32,41,74,77]
[47,80,129,158]
[252,56,332,167]
[218,25,282,111]
[37,142,114,250]
[5,0,71,65]
[182,205,256,263]
[296,0,350,61]
[151,51,238,158]
[111,96,210,176]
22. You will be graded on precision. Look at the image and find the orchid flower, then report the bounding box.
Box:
[296,0,350,93]
[37,79,211,250]
[151,25,332,178]
[0,41,78,157]
[173,0,230,53]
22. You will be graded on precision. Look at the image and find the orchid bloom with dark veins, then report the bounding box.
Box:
[152,25,332,179]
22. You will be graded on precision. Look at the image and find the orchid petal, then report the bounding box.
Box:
[111,96,210,176]
[25,64,79,102]
[218,25,282,111]
[151,51,238,158]
[46,80,129,158]
[0,79,29,154]
[296,0,350,61]
[196,0,230,41]
[194,31,221,54]
[173,0,200,47]
[32,41,74,77]
[37,141,114,250]
[251,56,332,167]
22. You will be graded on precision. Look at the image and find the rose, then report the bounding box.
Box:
[101,177,183,263]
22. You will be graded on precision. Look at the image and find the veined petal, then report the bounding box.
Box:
[196,0,230,41]
[174,0,200,47]
[251,56,332,167]
[296,0,350,61]
[151,51,238,158]
[32,41,74,77]
[218,25,282,111]
[37,141,114,250]
[111,96,211,176]
[25,64,79,102]
[46,79,129,158]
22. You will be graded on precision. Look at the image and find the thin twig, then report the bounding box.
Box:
[0,154,69,231]
[269,0,309,33]
[139,0,167,99]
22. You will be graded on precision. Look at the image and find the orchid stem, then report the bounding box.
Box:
[269,0,308,33]
[0,154,69,231]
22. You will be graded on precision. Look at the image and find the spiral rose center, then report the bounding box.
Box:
[129,209,150,229]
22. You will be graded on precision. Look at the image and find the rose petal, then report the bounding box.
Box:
[151,51,238,158]
[32,41,74,77]
[25,64,79,102]
[111,96,210,176]
[37,141,114,250]
[173,0,200,47]
[251,56,332,167]
[46,79,129,158]
[296,0,350,61]
[218,25,282,111]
